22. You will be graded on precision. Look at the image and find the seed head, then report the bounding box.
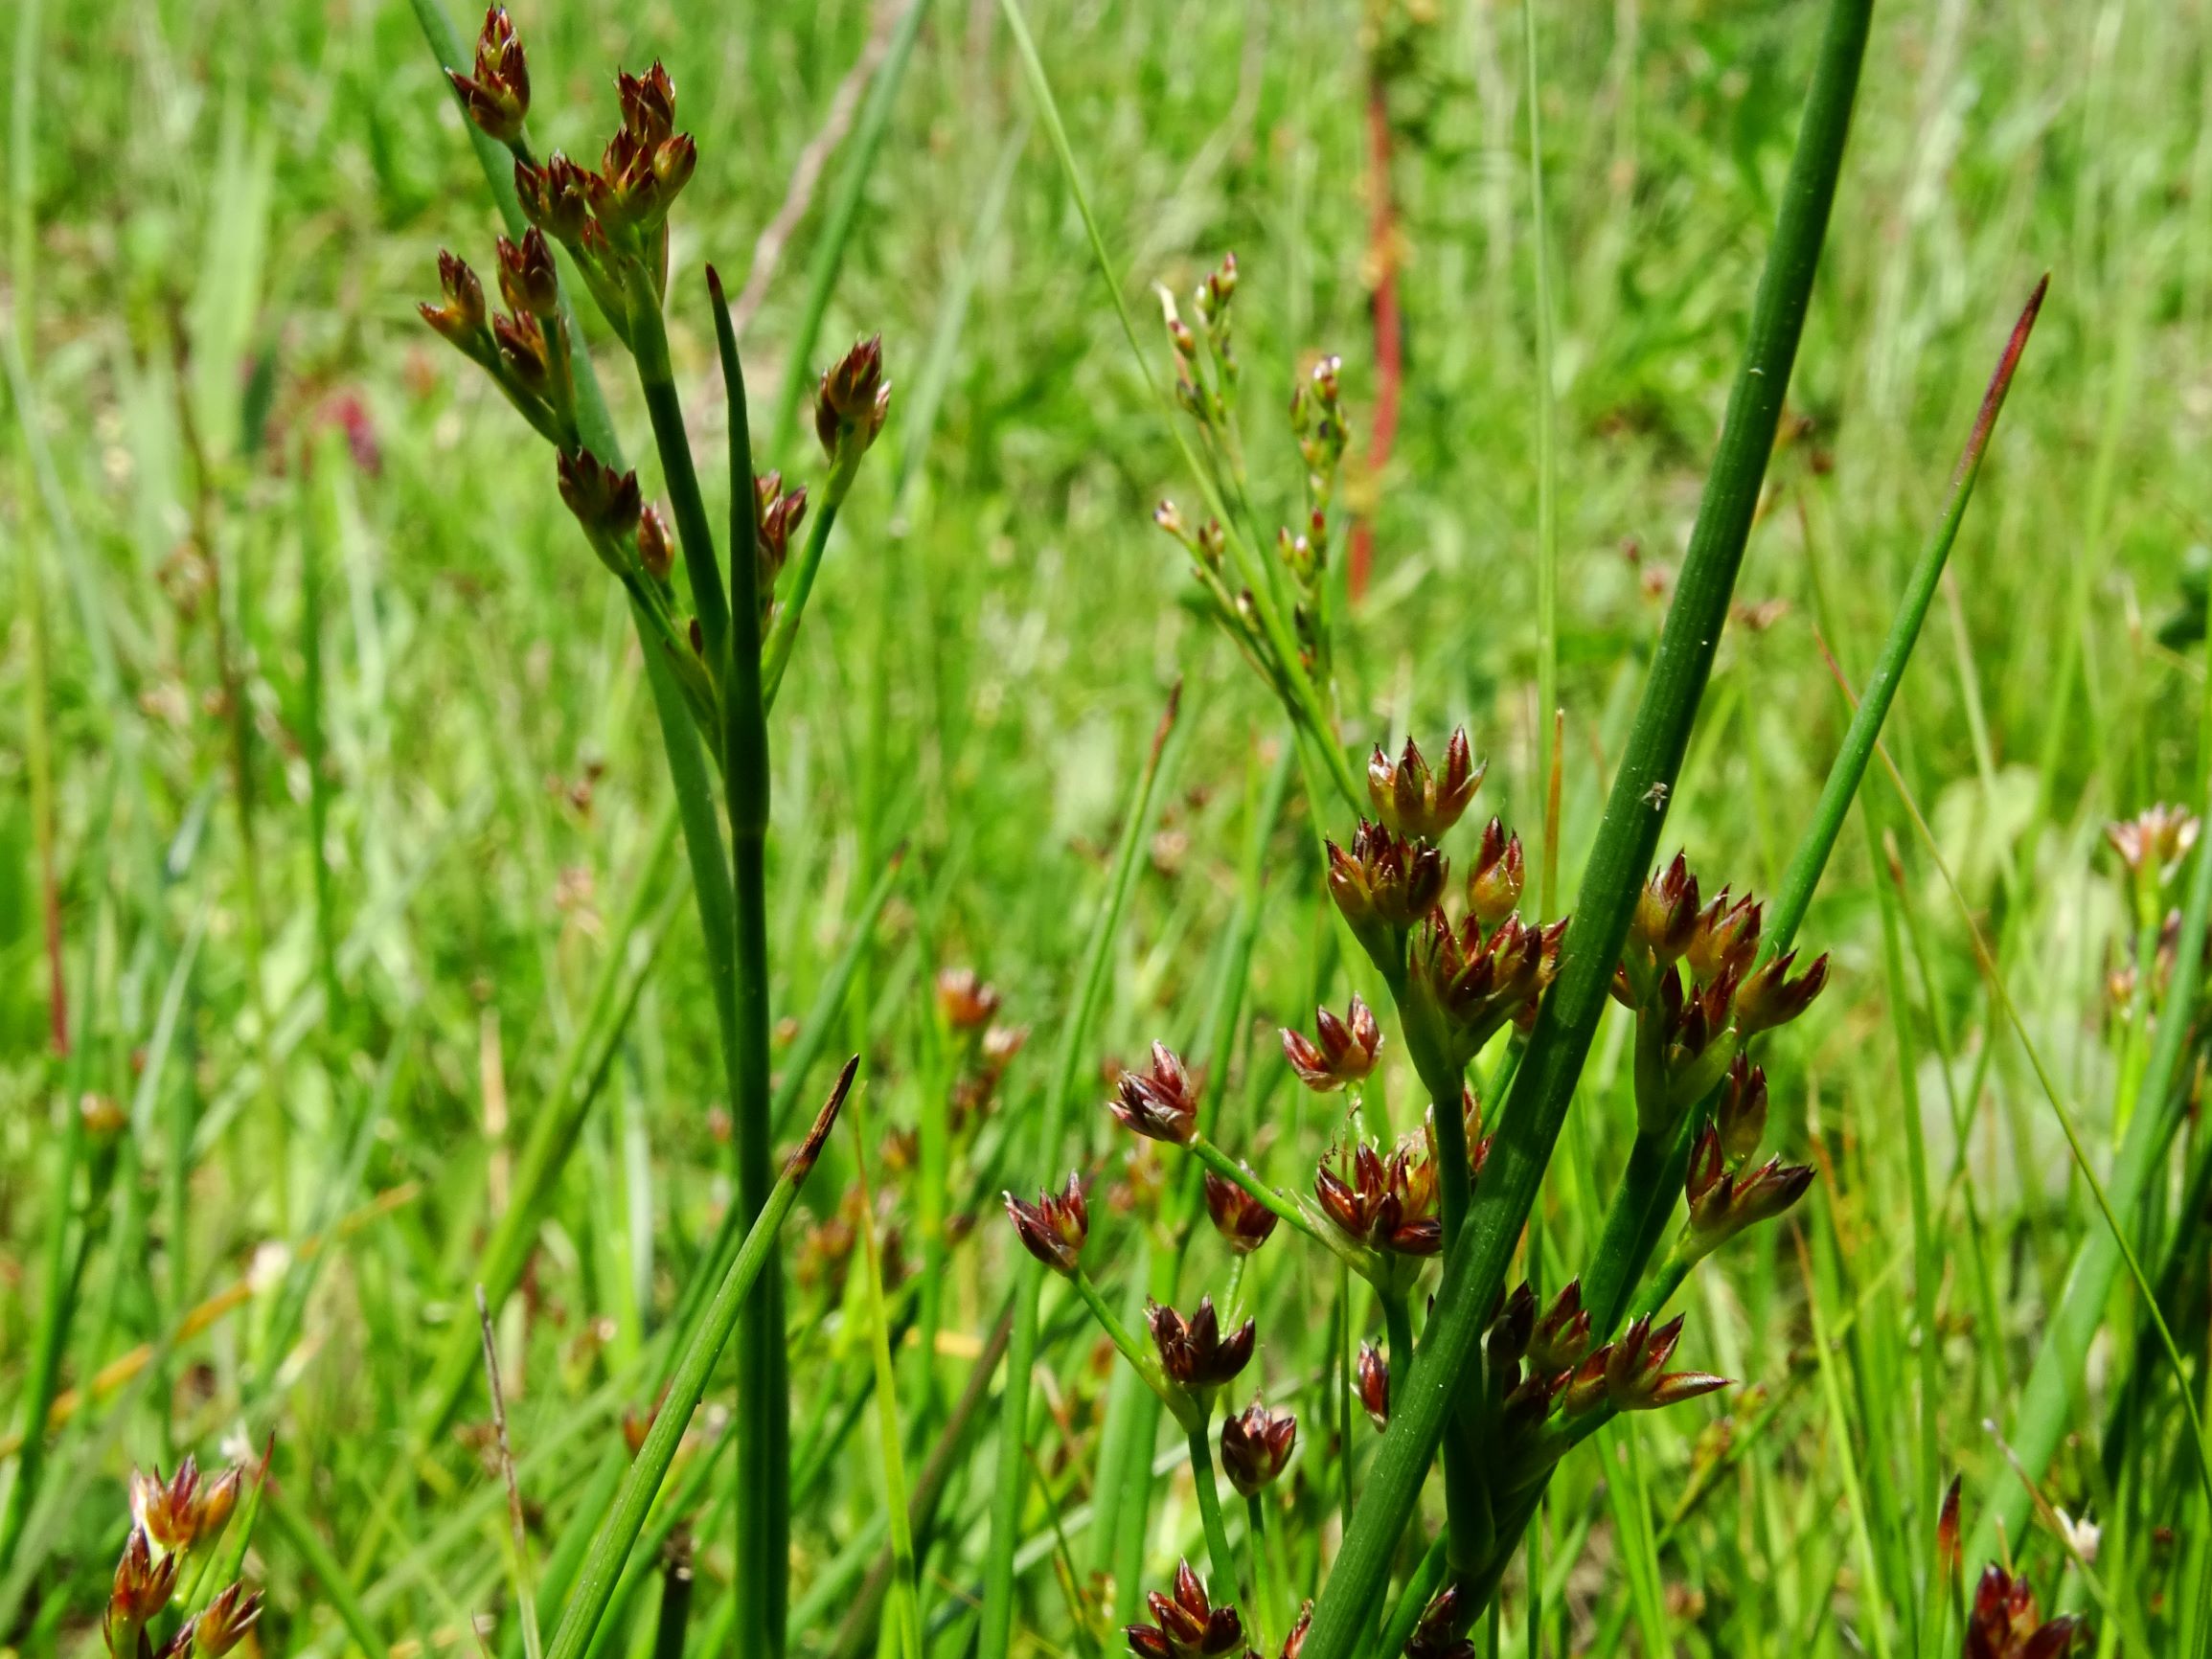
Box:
[103,1529,177,1656]
[1108,1042,1199,1146]
[1407,910,1566,1064]
[1280,993,1382,1092]
[494,229,559,318]
[935,966,1002,1031]
[1003,1173,1088,1276]
[1465,819,1525,927]
[1631,852,1700,966]
[187,1583,265,1659]
[1125,1560,1245,1659]
[1201,1170,1279,1256]
[815,335,890,466]
[1733,948,1830,1036]
[447,7,531,143]
[1326,819,1448,943]
[1562,1313,1729,1416]
[1314,1139,1441,1258]
[421,251,490,350]
[1686,1128,1814,1252]
[130,1457,204,1555]
[557,449,644,567]
[1146,1295,1255,1394]
[1367,730,1484,842]
[1218,1401,1296,1495]
[1527,1278,1591,1375]
[515,154,592,243]
[1685,889,1762,984]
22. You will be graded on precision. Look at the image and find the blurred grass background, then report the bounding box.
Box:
[5,0,2211,1652]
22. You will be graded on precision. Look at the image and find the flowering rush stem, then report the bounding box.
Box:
[1291,0,1875,1648]
[540,1060,855,1659]
[1184,1421,1241,1605]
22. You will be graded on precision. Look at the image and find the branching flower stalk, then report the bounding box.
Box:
[416,13,893,1657]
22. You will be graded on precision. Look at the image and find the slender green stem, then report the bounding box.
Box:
[1764,275,2047,959]
[705,265,787,1659]
[1187,1135,1340,1261]
[1185,1420,1240,1602]
[1244,1494,1276,1659]
[760,497,842,708]
[1070,1269,1176,1412]
[539,1063,853,1659]
[848,1082,923,1659]
[1378,1533,1448,1658]
[1523,0,1561,919]
[1294,4,1873,1648]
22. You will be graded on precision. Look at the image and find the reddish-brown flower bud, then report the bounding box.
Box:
[1563,1313,1728,1416]
[1527,1279,1591,1375]
[1465,818,1524,927]
[1219,1401,1296,1495]
[1147,1296,1254,1394]
[1407,910,1565,1064]
[1004,1173,1087,1275]
[1201,1170,1278,1256]
[1368,730,1484,842]
[1686,1133,1813,1254]
[1108,1042,1199,1146]
[1326,820,1448,941]
[1631,852,1700,966]
[1405,1586,1477,1659]
[617,61,677,145]
[816,334,890,465]
[1278,1603,1311,1659]
[421,251,490,350]
[447,7,531,142]
[1280,993,1381,1092]
[1357,1342,1390,1430]
[1717,1055,1767,1163]
[515,154,592,243]
[1734,948,1830,1035]
[935,966,1002,1031]
[1966,1563,2087,1659]
[492,308,553,396]
[1125,1559,1245,1658]
[130,1457,204,1554]
[1314,1139,1441,1258]
[557,450,644,556]
[1936,1475,1963,1582]
[494,228,559,318]
[187,1583,265,1659]
[103,1529,177,1657]
[1685,889,1762,984]
[636,505,674,582]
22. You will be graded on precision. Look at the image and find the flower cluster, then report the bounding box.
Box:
[103,1457,262,1659]
[1004,1173,1088,1277]
[1613,854,1827,1134]
[1681,1057,1813,1262]
[1126,1560,1246,1659]
[1964,1564,2087,1658]
[1281,993,1381,1092]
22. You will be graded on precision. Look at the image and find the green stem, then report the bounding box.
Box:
[760,497,842,708]
[1523,0,1561,919]
[1185,1420,1239,1602]
[848,1083,923,1659]
[1244,1494,1276,1659]
[540,1064,853,1659]
[628,294,729,677]
[1293,5,1873,1648]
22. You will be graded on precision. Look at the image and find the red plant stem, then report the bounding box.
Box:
[1351,78,1402,604]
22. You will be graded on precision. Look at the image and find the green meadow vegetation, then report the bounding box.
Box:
[5,0,2211,1654]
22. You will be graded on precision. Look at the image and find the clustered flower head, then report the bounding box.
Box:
[1314,1138,1441,1260]
[1218,1401,1296,1495]
[1281,993,1381,1092]
[2106,803,2199,895]
[1684,1118,1813,1261]
[104,1455,260,1659]
[1559,1313,1728,1418]
[1368,730,1484,842]
[446,6,530,141]
[816,334,891,480]
[1109,1042,1201,1146]
[1613,854,1827,1134]
[1357,1342,1390,1430]
[1126,1560,1246,1659]
[935,966,1002,1031]
[1003,1173,1088,1276]
[1964,1564,2087,1658]
[1147,1296,1256,1396]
